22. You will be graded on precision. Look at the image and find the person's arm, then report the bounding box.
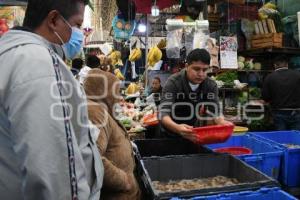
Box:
[160,79,197,142]
[6,76,78,199]
[214,116,233,125]
[97,132,135,192]
[89,107,134,192]
[161,115,198,142]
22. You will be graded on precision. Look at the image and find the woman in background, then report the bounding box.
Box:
[84,69,141,200]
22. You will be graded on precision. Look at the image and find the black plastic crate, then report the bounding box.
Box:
[141,154,279,200]
[133,138,213,198]
[133,139,212,160]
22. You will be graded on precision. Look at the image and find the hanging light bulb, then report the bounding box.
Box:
[138,24,147,33]
[151,5,160,17]
[151,0,160,17]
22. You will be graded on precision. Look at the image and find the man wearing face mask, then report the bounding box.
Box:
[0,0,103,200]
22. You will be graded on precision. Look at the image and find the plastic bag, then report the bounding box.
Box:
[166,28,183,59]
[193,20,210,49]
[185,26,195,57]
[282,15,299,47]
[241,19,255,49]
[166,22,183,59]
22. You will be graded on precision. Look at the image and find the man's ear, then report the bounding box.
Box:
[46,10,60,32]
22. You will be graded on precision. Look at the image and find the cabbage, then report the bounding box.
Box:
[254,63,262,70]
[238,56,246,63]
[238,62,245,69]
[245,60,254,70]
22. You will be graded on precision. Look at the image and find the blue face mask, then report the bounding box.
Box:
[54,15,84,60]
[63,27,84,59]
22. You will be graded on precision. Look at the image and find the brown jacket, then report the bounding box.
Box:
[84,69,141,200]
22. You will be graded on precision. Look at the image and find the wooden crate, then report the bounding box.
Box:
[251,33,283,49]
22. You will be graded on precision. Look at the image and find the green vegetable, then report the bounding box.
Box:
[124,124,132,129]
[244,60,254,70]
[238,62,245,69]
[249,87,261,99]
[248,115,273,131]
[248,119,265,131]
[238,92,248,104]
[238,56,246,63]
[216,71,238,86]
[254,63,262,70]
[121,119,132,125]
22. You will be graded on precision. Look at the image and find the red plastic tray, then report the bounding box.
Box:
[214,147,253,156]
[192,124,234,145]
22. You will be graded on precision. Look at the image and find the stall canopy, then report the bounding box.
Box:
[0,0,27,6]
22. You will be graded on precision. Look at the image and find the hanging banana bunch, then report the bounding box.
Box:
[147,45,162,67]
[114,68,125,80]
[126,83,140,95]
[109,50,123,66]
[157,38,167,49]
[129,41,142,62]
[129,48,142,62]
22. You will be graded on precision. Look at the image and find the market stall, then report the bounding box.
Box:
[104,0,300,199]
[1,0,300,199]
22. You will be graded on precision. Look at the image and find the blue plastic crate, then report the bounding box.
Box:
[250,131,300,187]
[206,135,283,180]
[171,187,297,200]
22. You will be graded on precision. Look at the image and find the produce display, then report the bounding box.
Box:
[152,176,240,193]
[238,56,262,70]
[213,72,247,90]
[125,83,140,95]
[244,59,254,70]
[233,80,248,90]
[238,91,248,104]
[249,87,261,99]
[248,118,269,131]
[141,112,159,126]
[109,50,123,66]
[215,71,238,88]
[116,101,157,134]
[258,2,284,32]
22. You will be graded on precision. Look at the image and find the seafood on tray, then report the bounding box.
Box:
[152,176,240,193]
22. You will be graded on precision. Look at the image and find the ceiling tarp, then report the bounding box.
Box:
[0,0,27,6]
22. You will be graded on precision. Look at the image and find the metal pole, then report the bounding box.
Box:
[99,0,103,40]
[145,14,149,92]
